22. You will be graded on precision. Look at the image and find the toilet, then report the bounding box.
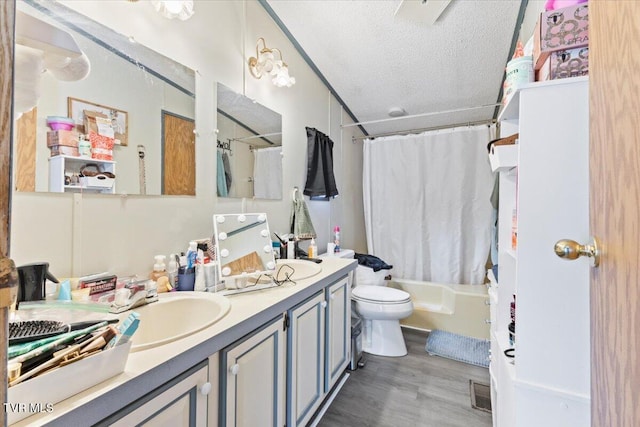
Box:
[331,249,413,357]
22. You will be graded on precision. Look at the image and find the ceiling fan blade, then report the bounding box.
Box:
[394,0,453,25]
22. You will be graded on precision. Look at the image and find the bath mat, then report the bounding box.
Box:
[469,380,492,413]
[425,330,490,368]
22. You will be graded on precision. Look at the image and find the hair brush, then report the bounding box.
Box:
[9,319,119,345]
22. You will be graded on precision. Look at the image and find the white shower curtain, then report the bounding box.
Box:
[363,125,495,285]
[253,146,283,199]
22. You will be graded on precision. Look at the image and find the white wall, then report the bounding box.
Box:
[10,0,367,278]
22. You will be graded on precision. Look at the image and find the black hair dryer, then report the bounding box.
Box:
[16,262,59,307]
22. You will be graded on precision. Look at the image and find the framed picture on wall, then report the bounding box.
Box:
[68,97,128,146]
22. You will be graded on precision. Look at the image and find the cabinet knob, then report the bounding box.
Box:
[321,301,327,308]
[484,300,491,306]
[229,364,239,376]
[200,382,212,395]
[554,237,600,267]
[485,319,492,324]
[330,294,336,300]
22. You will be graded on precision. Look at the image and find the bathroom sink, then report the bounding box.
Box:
[274,259,322,281]
[126,292,230,351]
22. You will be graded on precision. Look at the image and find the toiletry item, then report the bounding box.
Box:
[272,241,281,260]
[8,319,118,345]
[167,253,179,290]
[327,242,336,255]
[186,241,197,268]
[57,279,71,301]
[203,263,217,291]
[333,226,341,253]
[287,237,295,259]
[78,134,91,157]
[150,255,168,291]
[194,264,206,292]
[308,238,317,258]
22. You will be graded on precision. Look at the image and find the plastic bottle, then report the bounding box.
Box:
[186,241,197,268]
[167,254,178,291]
[333,226,341,253]
[308,238,317,258]
[287,237,295,259]
[78,134,91,158]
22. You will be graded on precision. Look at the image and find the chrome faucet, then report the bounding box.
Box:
[109,281,158,314]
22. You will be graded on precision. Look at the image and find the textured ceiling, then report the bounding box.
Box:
[266,0,523,136]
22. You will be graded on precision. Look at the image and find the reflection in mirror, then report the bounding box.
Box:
[216,83,282,200]
[14,0,196,196]
[213,213,277,294]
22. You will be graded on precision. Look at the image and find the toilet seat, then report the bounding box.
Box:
[352,286,411,305]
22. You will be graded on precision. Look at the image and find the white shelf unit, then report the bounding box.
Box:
[491,77,590,427]
[48,155,116,194]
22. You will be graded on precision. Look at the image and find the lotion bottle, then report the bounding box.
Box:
[308,238,317,258]
[150,255,169,292]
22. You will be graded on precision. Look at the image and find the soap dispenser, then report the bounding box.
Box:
[150,255,169,292]
[308,238,317,259]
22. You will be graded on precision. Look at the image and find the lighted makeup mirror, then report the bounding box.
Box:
[213,213,277,293]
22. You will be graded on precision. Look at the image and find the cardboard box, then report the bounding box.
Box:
[536,46,589,81]
[46,130,78,148]
[7,341,131,424]
[49,145,80,157]
[534,2,589,69]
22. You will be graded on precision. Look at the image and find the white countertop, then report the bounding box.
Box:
[12,257,356,426]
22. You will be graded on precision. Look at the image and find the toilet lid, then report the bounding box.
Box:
[352,286,411,304]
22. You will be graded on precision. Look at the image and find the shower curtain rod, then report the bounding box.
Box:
[350,119,495,142]
[231,132,282,142]
[341,103,501,128]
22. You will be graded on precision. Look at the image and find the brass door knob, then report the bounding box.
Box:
[554,237,600,267]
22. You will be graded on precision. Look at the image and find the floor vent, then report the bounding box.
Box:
[469,380,492,413]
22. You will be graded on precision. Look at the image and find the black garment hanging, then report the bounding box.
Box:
[303,127,339,199]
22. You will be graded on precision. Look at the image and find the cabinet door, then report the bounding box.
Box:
[287,292,326,427]
[325,278,350,392]
[221,316,285,427]
[108,363,209,427]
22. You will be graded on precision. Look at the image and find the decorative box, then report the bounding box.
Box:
[534,3,588,69]
[49,145,80,157]
[536,46,589,81]
[88,131,115,161]
[47,130,79,148]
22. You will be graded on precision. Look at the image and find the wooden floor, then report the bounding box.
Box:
[318,329,492,427]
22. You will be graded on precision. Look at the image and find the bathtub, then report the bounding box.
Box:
[388,279,490,340]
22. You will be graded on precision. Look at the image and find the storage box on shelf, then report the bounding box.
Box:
[533,2,589,81]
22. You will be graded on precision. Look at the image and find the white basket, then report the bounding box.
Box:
[80,175,114,189]
[7,341,131,424]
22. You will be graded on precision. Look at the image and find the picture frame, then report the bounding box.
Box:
[67,97,128,146]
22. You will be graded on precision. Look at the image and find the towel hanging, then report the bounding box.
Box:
[290,187,316,239]
[303,127,339,199]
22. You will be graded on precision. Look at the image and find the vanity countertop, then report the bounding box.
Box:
[12,257,357,426]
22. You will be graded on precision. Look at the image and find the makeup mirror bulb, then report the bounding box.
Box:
[220,248,229,258]
[216,215,226,224]
[238,215,246,223]
[222,267,231,276]
[263,245,272,253]
[261,229,269,237]
[218,232,228,241]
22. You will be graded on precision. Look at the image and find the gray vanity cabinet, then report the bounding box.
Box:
[287,276,352,426]
[219,315,286,427]
[325,277,350,392]
[287,292,327,427]
[104,362,210,426]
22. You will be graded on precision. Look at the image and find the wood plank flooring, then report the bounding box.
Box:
[319,328,492,427]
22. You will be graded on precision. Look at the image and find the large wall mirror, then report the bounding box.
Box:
[216,83,282,200]
[14,0,196,196]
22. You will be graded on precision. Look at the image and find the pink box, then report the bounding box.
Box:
[536,46,589,81]
[534,3,588,69]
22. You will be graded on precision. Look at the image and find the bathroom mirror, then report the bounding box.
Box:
[216,83,283,200]
[212,213,277,286]
[14,0,196,196]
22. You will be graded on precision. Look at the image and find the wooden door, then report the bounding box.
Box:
[162,111,195,195]
[590,1,640,425]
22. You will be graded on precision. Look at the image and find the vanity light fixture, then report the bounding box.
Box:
[248,38,296,88]
[150,0,195,21]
